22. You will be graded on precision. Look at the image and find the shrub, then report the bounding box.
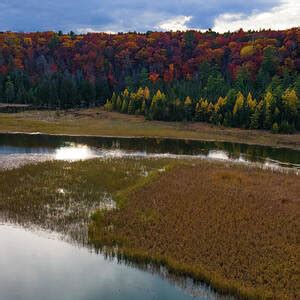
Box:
[279,121,296,134]
[271,122,279,134]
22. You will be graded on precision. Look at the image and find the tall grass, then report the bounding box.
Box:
[89,161,300,299]
[0,157,172,242]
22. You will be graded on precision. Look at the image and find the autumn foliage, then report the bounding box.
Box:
[0,28,299,131]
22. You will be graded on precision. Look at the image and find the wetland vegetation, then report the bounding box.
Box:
[0,158,172,242]
[90,161,300,299]
[0,146,299,299]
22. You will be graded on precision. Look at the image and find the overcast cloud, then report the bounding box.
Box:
[0,0,297,33]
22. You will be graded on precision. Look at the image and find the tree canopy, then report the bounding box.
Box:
[0,28,299,132]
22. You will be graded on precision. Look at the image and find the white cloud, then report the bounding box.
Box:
[213,0,300,32]
[157,15,193,31]
[156,15,207,32]
[76,27,116,34]
[77,1,299,34]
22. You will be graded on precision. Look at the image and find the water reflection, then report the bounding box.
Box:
[0,223,229,300]
[55,143,97,161]
[0,133,299,173]
[49,143,300,175]
[207,150,229,160]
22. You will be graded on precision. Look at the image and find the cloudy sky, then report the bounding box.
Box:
[0,0,299,33]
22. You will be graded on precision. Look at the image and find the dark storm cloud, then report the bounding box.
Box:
[0,0,281,32]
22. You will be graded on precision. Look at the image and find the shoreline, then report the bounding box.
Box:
[0,109,300,151]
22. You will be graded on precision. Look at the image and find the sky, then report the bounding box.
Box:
[0,0,299,33]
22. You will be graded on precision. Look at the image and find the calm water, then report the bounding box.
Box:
[0,133,299,300]
[0,224,227,300]
[0,132,300,171]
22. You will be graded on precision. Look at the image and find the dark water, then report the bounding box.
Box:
[0,132,300,171]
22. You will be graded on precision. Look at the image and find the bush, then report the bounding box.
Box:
[279,121,296,134]
[271,122,279,134]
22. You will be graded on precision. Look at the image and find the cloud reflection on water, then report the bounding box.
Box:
[0,140,299,175]
[54,144,97,161]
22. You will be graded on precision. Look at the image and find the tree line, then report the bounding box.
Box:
[105,81,300,133]
[0,28,299,131]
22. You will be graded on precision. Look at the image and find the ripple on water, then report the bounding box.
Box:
[0,153,52,170]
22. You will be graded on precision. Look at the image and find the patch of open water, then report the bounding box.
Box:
[0,223,231,300]
[0,133,299,173]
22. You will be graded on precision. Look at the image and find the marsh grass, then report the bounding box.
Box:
[0,157,172,242]
[1,155,299,299]
[89,160,300,299]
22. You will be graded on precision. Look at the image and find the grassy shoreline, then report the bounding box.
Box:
[1,108,300,150]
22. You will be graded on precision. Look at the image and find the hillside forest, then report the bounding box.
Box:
[0,28,299,132]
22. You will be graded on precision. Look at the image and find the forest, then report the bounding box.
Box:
[0,28,299,132]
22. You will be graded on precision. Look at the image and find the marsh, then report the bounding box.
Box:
[0,133,299,299]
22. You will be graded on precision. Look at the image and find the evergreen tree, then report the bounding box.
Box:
[125,77,135,92]
[204,74,228,102]
[233,92,245,127]
[282,88,298,129]
[184,96,193,121]
[111,92,117,110]
[104,99,113,111]
[235,67,253,96]
[295,76,300,98]
[127,99,135,114]
[5,78,15,103]
[247,92,257,113]
[261,46,279,77]
[0,75,4,102]
[150,90,167,120]
[250,101,263,129]
[121,98,129,113]
[263,91,274,130]
[226,89,237,112]
[139,68,149,87]
[141,100,147,115]
[116,96,122,112]
[80,80,96,106]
